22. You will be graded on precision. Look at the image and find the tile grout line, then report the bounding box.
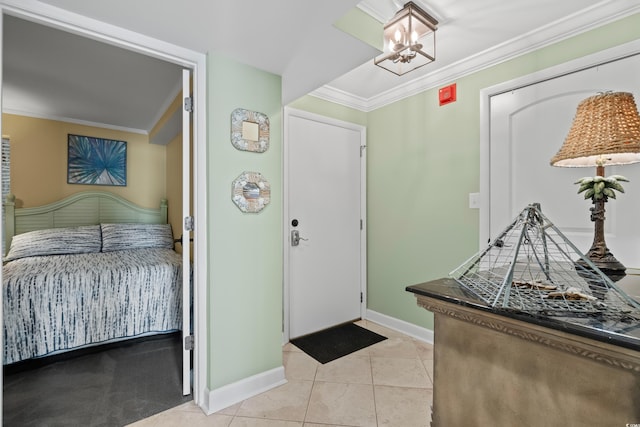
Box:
[366,320,381,427]
[370,352,380,427]
[302,350,320,425]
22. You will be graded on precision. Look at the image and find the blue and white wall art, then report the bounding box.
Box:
[67,134,127,186]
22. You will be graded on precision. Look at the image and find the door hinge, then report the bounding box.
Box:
[184,216,194,231]
[360,219,363,230]
[360,145,367,157]
[360,292,363,303]
[184,96,193,113]
[184,335,194,351]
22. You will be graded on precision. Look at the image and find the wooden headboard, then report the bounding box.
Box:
[4,191,168,251]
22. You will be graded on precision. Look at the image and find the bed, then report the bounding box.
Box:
[2,191,183,365]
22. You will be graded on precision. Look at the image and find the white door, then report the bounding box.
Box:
[181,69,192,395]
[488,52,640,268]
[286,109,365,339]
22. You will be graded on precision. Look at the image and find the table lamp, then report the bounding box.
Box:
[550,91,640,274]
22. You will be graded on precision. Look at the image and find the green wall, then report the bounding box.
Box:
[367,92,478,329]
[333,7,383,51]
[292,14,640,331]
[207,52,283,389]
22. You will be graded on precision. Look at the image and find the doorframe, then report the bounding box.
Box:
[479,38,640,251]
[0,0,209,409]
[282,107,367,343]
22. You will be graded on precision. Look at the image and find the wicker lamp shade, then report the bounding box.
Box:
[550,92,640,167]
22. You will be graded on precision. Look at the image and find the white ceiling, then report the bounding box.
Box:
[2,0,639,132]
[3,14,185,133]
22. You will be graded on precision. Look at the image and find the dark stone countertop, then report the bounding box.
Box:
[406,270,640,352]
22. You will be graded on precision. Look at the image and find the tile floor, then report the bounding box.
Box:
[128,320,434,427]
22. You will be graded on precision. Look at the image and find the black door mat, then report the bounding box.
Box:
[290,322,387,364]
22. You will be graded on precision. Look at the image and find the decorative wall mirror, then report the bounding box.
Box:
[232,171,270,213]
[230,108,270,153]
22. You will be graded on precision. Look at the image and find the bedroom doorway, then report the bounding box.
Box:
[180,68,193,395]
[0,5,207,420]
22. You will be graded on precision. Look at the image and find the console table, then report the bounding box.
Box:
[406,271,640,427]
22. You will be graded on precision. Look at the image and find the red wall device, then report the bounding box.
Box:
[439,83,457,106]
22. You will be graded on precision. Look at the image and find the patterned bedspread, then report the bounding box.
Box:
[3,248,182,364]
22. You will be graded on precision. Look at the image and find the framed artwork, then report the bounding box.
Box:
[67,134,127,186]
[232,171,270,213]
[230,108,270,153]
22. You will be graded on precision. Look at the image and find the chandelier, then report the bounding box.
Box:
[374,1,438,76]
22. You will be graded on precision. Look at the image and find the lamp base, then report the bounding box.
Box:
[580,182,626,277]
[576,246,626,276]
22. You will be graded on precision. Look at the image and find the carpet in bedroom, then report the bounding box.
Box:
[2,332,192,427]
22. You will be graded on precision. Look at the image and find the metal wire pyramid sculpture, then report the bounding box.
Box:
[450,203,640,319]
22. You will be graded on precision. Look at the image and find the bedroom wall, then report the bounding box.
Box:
[1,114,167,209]
[166,133,183,246]
[150,91,186,244]
[287,13,640,333]
[207,52,283,391]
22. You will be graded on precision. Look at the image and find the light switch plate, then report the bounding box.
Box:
[469,193,480,209]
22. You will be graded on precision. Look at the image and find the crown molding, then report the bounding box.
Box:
[2,109,149,135]
[313,1,640,112]
[310,86,372,111]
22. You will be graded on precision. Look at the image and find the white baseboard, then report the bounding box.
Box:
[365,309,434,344]
[201,366,287,415]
